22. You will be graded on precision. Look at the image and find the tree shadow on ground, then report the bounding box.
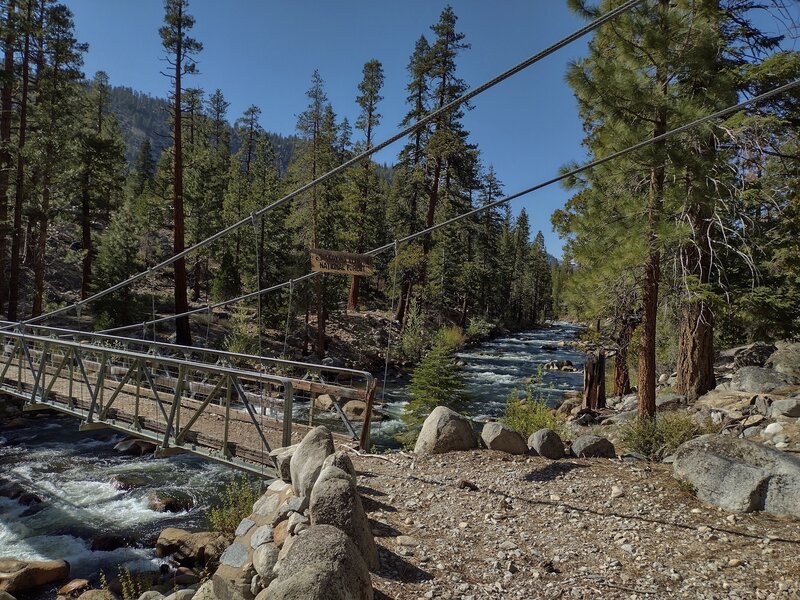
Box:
[376,545,433,584]
[523,461,588,482]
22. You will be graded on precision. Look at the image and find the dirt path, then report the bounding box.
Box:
[350,449,800,599]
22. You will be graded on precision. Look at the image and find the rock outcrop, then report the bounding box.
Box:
[673,435,800,518]
[414,407,476,455]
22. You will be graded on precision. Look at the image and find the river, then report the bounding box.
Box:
[0,322,583,588]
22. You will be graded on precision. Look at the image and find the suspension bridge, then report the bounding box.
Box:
[1,0,797,479]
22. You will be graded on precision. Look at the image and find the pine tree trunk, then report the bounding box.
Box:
[582,351,606,410]
[80,175,92,299]
[613,319,634,397]
[0,0,15,314]
[676,173,717,399]
[7,2,31,321]
[173,17,191,346]
[347,275,360,312]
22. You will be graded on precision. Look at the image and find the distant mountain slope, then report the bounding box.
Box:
[108,86,300,173]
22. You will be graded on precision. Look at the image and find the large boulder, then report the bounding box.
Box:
[480,422,528,454]
[155,528,228,567]
[730,366,796,394]
[571,435,616,458]
[673,435,800,518]
[656,393,687,411]
[413,407,476,455]
[528,428,564,459]
[0,559,70,594]
[262,525,372,600]
[289,426,334,498]
[314,394,336,412]
[765,342,800,379]
[734,342,777,369]
[309,467,378,570]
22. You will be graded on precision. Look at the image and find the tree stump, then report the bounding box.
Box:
[582,350,606,411]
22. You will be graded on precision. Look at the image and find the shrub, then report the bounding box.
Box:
[620,411,716,458]
[502,366,565,437]
[223,307,258,357]
[503,397,565,439]
[207,477,261,536]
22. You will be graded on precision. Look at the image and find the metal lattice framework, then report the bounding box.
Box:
[0,324,376,477]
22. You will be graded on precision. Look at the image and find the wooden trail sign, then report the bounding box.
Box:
[310,248,375,276]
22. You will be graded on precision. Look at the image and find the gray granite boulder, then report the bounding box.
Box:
[528,428,564,459]
[481,422,528,454]
[673,435,800,518]
[414,406,476,455]
[289,426,334,498]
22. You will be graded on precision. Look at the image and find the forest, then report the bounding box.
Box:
[0,0,798,420]
[0,0,555,369]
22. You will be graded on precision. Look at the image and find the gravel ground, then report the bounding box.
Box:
[349,449,800,600]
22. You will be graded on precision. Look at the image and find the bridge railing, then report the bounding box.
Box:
[0,321,378,448]
[0,328,310,475]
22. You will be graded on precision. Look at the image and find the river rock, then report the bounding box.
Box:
[90,533,131,552]
[155,528,228,567]
[571,435,616,458]
[262,525,372,600]
[730,366,797,394]
[290,426,334,498]
[250,525,274,550]
[252,544,279,584]
[734,342,777,369]
[109,473,152,491]
[481,422,528,454]
[58,579,91,596]
[528,428,564,459]
[322,451,357,480]
[76,592,114,600]
[766,342,800,379]
[213,563,256,600]
[269,445,297,483]
[770,398,800,418]
[113,437,157,456]
[309,466,378,570]
[314,394,336,412]
[148,490,194,513]
[192,580,214,600]
[0,559,70,594]
[342,400,368,422]
[673,435,800,518]
[414,406,477,455]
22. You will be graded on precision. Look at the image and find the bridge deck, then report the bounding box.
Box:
[0,328,373,477]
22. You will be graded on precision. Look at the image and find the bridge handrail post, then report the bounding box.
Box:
[282,380,293,448]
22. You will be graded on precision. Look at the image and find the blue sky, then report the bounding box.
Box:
[67,1,594,257]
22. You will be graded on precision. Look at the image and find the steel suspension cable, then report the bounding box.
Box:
[96,78,800,335]
[4,0,644,331]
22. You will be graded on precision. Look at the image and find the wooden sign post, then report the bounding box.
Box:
[310,248,375,277]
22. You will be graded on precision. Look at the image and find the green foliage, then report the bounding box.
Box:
[223,307,258,357]
[211,248,241,302]
[207,477,261,536]
[466,316,494,343]
[620,412,718,459]
[116,565,149,600]
[402,328,469,429]
[400,297,429,363]
[501,367,565,437]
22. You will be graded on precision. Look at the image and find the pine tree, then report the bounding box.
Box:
[0,0,16,314]
[346,59,384,312]
[160,0,202,345]
[403,327,468,428]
